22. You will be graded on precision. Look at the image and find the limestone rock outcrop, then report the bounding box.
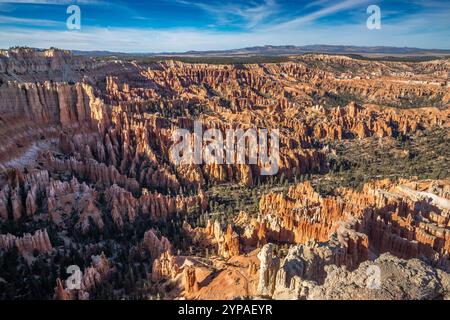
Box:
[306,253,450,300]
[257,243,280,297]
[258,243,450,300]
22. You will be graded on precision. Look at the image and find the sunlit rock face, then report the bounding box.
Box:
[0,48,448,300]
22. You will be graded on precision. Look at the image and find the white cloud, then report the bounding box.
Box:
[272,0,370,30]
[0,0,103,4]
[173,0,280,28]
[0,14,62,25]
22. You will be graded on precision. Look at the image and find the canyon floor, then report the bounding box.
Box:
[0,48,449,300]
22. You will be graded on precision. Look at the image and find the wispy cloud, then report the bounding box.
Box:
[272,0,370,30]
[0,14,61,26]
[0,0,104,4]
[174,0,280,28]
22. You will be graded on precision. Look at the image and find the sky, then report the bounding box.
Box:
[0,0,449,52]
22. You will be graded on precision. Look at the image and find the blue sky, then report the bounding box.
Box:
[0,0,449,52]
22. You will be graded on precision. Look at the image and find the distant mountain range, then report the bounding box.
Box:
[72,45,450,57]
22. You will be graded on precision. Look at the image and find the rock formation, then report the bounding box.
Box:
[183,266,199,295]
[54,253,111,300]
[0,229,53,256]
[305,253,450,300]
[253,180,449,269]
[151,251,180,282]
[257,243,280,297]
[143,229,172,262]
[0,48,448,300]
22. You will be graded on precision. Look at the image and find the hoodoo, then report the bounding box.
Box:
[0,47,449,301]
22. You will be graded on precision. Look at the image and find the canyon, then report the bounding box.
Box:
[0,47,448,300]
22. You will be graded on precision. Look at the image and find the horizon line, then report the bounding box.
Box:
[3,44,450,55]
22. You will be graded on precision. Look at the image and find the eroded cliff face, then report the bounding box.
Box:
[0,48,96,82]
[255,179,450,266]
[0,48,448,300]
